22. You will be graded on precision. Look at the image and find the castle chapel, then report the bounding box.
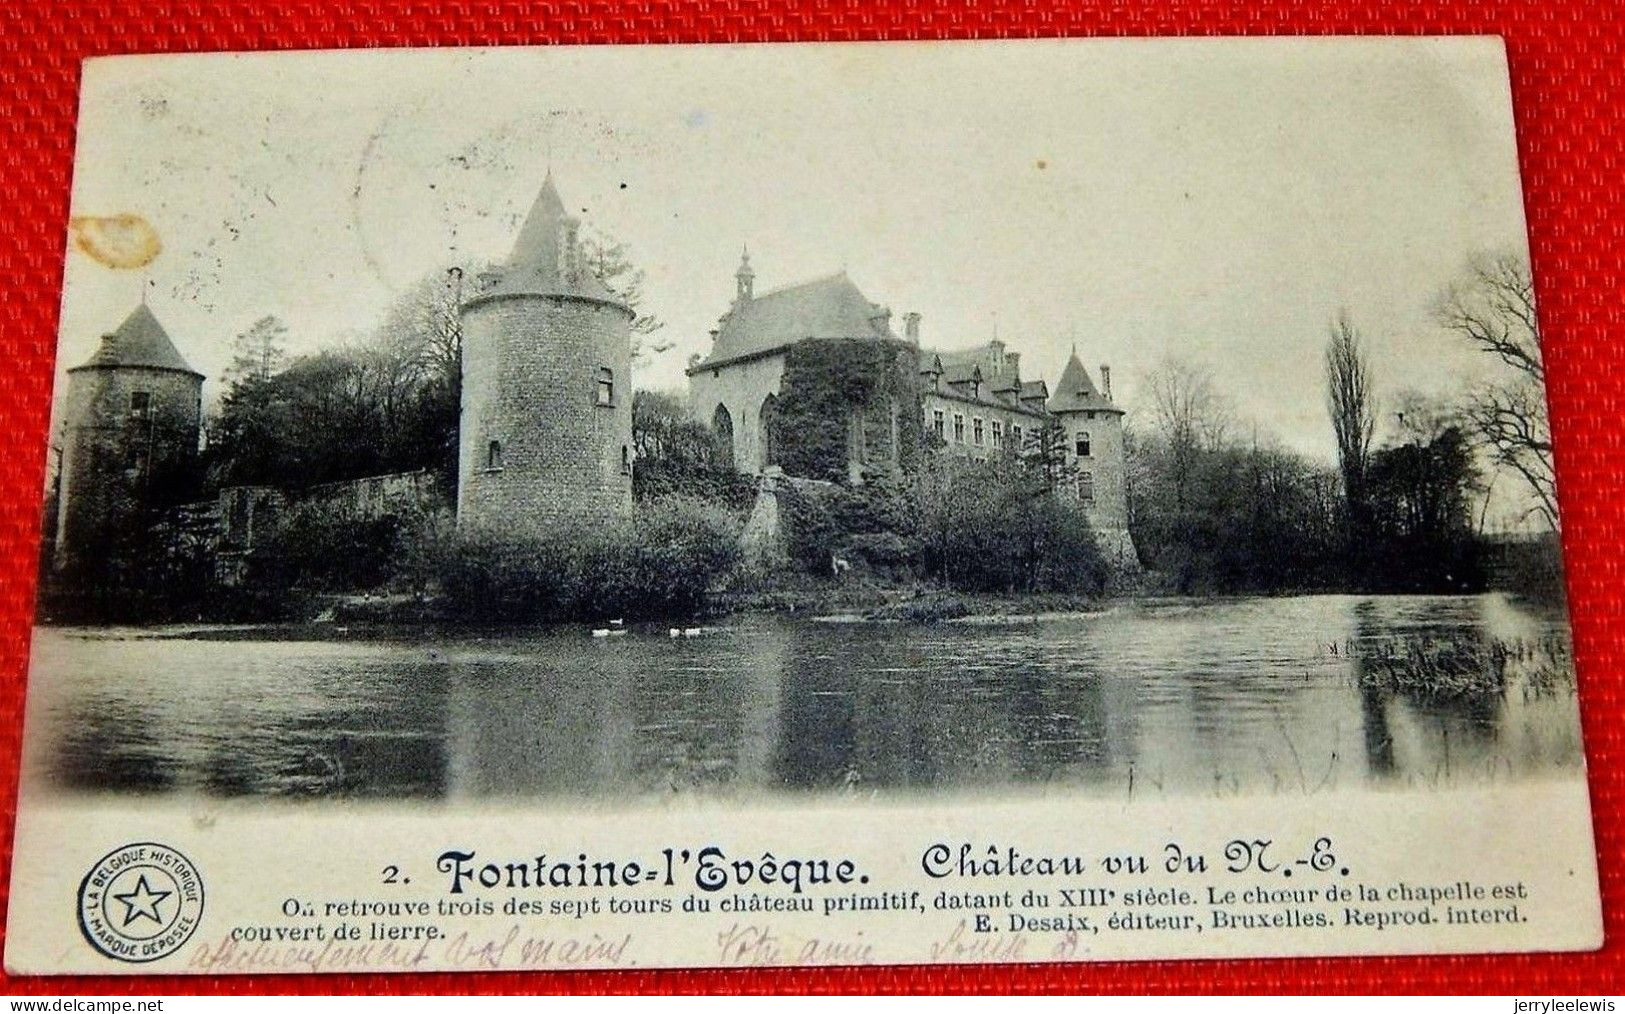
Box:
[687,252,1137,567]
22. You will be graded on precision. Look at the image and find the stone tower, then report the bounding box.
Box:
[458,172,635,535]
[54,303,203,574]
[1048,351,1138,569]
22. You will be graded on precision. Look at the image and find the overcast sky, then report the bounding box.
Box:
[61,37,1530,470]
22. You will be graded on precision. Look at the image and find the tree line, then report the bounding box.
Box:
[1127,252,1558,598]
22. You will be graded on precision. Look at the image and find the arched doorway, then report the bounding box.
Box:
[712,403,735,468]
[758,394,779,469]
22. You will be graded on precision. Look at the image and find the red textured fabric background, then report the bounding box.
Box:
[0,0,1620,995]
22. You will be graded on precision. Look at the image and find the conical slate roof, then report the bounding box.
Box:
[72,304,202,377]
[506,172,568,272]
[490,171,623,306]
[1047,351,1119,414]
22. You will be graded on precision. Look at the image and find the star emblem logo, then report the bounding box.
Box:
[111,873,172,929]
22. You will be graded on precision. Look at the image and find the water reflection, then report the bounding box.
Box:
[27,594,1584,801]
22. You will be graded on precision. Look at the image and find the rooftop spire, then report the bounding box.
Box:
[735,244,755,300]
[484,171,624,308]
[507,171,569,272]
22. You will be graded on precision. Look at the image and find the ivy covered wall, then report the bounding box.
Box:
[774,338,923,482]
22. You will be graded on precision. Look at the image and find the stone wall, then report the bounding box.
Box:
[157,469,448,588]
[459,293,634,535]
[306,469,441,520]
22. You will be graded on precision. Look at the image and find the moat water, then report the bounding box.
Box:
[26,594,1585,801]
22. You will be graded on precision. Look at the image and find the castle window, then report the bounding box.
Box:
[129,391,151,421]
[973,418,984,446]
[1076,432,1092,458]
[849,410,868,462]
[932,410,944,439]
[486,440,503,471]
[1079,470,1095,504]
[1012,424,1023,448]
[760,394,780,468]
[621,445,632,475]
[991,420,1003,448]
[596,367,615,406]
[953,414,965,443]
[712,404,735,467]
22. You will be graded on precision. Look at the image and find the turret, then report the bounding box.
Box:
[54,304,203,575]
[457,171,635,535]
[1048,349,1137,569]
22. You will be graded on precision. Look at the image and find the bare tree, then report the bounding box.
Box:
[1324,311,1376,516]
[579,228,669,363]
[1388,388,1457,446]
[1143,357,1232,510]
[1145,357,1232,455]
[375,267,471,388]
[1437,253,1557,529]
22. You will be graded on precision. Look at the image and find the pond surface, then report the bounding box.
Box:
[25,594,1584,801]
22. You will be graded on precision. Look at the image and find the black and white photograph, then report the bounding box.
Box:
[6,38,1601,973]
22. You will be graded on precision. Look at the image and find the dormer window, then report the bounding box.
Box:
[596,367,615,406]
[486,440,503,471]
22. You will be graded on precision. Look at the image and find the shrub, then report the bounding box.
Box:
[777,478,919,575]
[437,496,742,623]
[915,457,1108,595]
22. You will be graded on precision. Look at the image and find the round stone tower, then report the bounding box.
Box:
[458,172,635,536]
[54,303,203,574]
[1048,350,1139,570]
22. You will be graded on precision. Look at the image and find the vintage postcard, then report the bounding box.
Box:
[5,38,1600,974]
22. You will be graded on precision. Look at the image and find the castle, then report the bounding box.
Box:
[52,172,1136,574]
[687,251,1137,566]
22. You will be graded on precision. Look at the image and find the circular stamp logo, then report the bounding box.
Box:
[77,842,204,963]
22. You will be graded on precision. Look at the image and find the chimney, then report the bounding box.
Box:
[561,218,581,281]
[1100,364,1112,402]
[904,312,921,343]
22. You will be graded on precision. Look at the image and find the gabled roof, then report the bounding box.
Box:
[72,304,202,377]
[1048,352,1119,414]
[695,272,895,369]
[941,361,984,388]
[484,172,624,306]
